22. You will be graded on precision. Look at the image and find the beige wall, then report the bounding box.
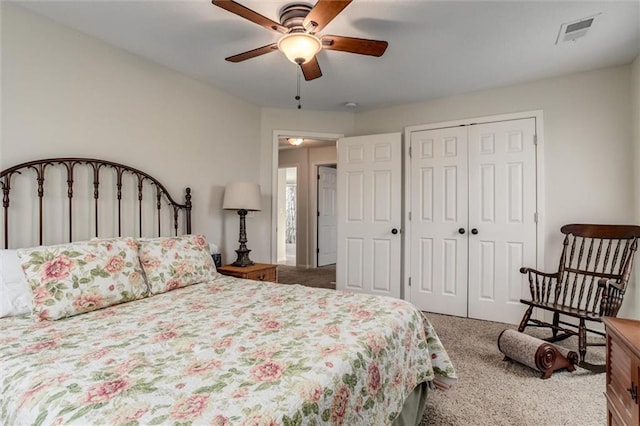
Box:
[355,65,637,318]
[0,4,262,263]
[278,145,337,267]
[632,55,640,319]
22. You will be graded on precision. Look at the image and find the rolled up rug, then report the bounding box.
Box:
[498,329,577,379]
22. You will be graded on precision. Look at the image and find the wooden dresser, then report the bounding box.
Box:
[603,317,640,426]
[216,263,278,283]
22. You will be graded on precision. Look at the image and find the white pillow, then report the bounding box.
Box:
[0,249,32,317]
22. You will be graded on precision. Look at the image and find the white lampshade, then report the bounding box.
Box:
[223,182,261,211]
[277,33,322,65]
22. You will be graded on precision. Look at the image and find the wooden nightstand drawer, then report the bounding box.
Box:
[244,267,277,282]
[216,263,278,283]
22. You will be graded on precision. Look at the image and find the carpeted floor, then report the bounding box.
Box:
[277,264,336,289]
[421,313,606,425]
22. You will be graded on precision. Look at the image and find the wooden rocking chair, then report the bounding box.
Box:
[518,224,640,372]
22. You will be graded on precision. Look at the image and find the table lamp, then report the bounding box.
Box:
[223,182,261,267]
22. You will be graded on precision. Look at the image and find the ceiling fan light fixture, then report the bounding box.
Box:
[277,33,322,65]
[288,138,304,146]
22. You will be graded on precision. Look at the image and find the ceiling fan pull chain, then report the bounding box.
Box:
[296,68,302,109]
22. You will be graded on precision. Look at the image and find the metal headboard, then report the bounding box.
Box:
[1,157,192,248]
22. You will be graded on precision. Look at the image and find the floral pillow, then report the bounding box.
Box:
[17,238,148,321]
[138,234,218,295]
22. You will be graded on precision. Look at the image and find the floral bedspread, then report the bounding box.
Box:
[0,276,456,425]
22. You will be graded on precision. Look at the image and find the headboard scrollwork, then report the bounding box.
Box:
[1,158,192,249]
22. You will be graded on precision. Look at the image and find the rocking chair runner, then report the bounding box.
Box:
[518,224,640,369]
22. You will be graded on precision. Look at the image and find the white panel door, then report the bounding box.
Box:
[336,133,402,298]
[409,127,469,316]
[317,165,337,266]
[467,118,537,324]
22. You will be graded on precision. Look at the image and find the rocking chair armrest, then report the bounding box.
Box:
[598,278,625,317]
[519,267,559,279]
[597,278,624,293]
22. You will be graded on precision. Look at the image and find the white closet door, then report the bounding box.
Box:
[336,133,402,298]
[409,127,469,316]
[317,166,337,266]
[467,118,537,324]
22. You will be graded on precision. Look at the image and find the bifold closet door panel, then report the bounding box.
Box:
[467,118,537,324]
[409,126,468,317]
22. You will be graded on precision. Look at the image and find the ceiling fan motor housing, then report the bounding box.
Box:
[279,3,314,32]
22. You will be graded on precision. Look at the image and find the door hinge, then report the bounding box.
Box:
[533,134,538,146]
[317,211,320,217]
[534,212,538,223]
[408,211,412,221]
[316,248,320,254]
[409,146,412,157]
[317,174,320,180]
[408,277,412,287]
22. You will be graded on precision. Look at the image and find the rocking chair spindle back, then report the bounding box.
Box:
[518,223,640,370]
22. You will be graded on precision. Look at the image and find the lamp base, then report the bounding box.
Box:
[231,248,254,267]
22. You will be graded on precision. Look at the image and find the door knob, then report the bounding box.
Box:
[471,228,479,235]
[458,228,466,235]
[391,228,399,235]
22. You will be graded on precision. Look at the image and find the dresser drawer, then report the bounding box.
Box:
[604,318,640,426]
[607,337,635,424]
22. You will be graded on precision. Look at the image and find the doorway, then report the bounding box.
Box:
[277,167,297,266]
[271,130,343,268]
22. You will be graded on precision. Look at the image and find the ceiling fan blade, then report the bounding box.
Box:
[321,35,388,57]
[213,0,288,34]
[301,57,322,81]
[225,43,279,62]
[303,0,351,34]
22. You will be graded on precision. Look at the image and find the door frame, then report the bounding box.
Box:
[271,130,343,265]
[403,110,546,303]
[314,163,337,268]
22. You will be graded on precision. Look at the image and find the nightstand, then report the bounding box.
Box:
[216,263,278,283]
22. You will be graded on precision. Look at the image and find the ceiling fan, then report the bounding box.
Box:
[212,0,388,81]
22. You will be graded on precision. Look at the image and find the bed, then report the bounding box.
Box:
[0,158,456,425]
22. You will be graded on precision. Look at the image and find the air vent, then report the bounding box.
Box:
[555,14,600,45]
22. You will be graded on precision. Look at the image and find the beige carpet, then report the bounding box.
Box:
[277,264,336,289]
[421,313,606,426]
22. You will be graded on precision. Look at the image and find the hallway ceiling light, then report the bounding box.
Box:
[288,138,304,146]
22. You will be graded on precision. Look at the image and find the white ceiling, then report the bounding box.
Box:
[15,1,640,112]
